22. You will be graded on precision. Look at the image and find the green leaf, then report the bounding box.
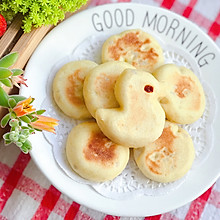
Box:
[26,114,34,120]
[0,87,9,107]
[21,139,32,153]
[9,132,19,142]
[31,117,38,122]
[20,129,30,136]
[9,119,19,127]
[1,113,11,128]
[10,112,17,118]
[16,141,23,148]
[5,140,12,145]
[21,126,30,130]
[29,128,35,134]
[8,98,17,108]
[36,109,46,115]
[23,139,32,150]
[26,145,32,151]
[21,147,29,154]
[11,68,23,76]
[19,134,27,143]
[3,133,10,141]
[9,95,26,104]
[27,125,37,134]
[0,78,12,87]
[0,67,13,79]
[0,52,18,68]
[30,97,35,104]
[28,124,33,128]
[20,115,31,123]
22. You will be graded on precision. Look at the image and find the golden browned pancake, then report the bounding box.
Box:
[53,60,98,119]
[66,121,130,182]
[102,29,164,72]
[133,121,195,183]
[96,68,165,148]
[83,61,135,117]
[153,64,206,124]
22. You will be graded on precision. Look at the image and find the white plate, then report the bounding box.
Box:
[20,3,220,217]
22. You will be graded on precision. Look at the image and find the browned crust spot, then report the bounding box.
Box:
[95,73,118,94]
[108,32,158,65]
[145,127,176,175]
[84,131,117,165]
[175,75,193,98]
[66,69,84,106]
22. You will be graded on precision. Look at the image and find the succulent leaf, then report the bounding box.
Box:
[8,98,17,108]
[0,52,18,68]
[9,95,26,104]
[0,87,9,107]
[1,113,11,128]
[36,109,46,115]
[0,67,13,79]
[11,68,23,76]
[20,115,32,123]
[0,78,12,87]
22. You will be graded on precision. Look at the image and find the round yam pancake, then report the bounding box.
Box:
[96,68,165,148]
[133,121,195,183]
[83,61,135,117]
[66,121,130,182]
[53,60,98,119]
[102,29,164,72]
[153,64,206,124]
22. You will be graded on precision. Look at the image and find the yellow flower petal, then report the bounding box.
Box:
[30,115,59,133]
[13,96,35,117]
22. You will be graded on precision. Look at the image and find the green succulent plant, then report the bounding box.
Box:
[0,0,88,32]
[0,52,58,153]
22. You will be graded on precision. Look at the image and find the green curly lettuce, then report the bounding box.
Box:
[0,0,88,33]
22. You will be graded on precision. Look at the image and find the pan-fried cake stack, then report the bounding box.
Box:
[52,29,205,183]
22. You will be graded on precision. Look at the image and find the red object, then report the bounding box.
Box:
[0,14,7,37]
[144,85,154,93]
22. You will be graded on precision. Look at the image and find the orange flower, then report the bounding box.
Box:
[30,115,59,133]
[13,97,35,117]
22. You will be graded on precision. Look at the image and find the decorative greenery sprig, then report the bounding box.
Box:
[0,52,58,153]
[0,0,88,33]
